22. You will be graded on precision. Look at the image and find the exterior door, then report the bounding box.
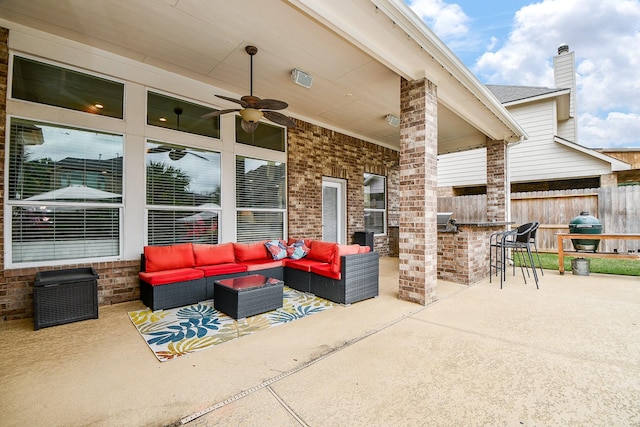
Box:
[322,178,346,243]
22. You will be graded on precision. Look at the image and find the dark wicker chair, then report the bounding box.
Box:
[490,222,539,289]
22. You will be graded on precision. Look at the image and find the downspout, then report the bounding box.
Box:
[505,136,525,227]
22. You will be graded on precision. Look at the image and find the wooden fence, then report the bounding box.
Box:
[438,186,640,252]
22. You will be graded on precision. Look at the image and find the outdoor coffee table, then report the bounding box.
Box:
[213,274,284,319]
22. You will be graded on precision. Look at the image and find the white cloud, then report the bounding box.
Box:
[471,0,640,147]
[406,0,470,39]
[580,112,640,148]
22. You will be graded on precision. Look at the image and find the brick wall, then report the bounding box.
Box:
[3,261,141,320]
[287,120,398,256]
[437,226,497,284]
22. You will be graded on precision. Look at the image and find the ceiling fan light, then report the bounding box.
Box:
[240,108,264,123]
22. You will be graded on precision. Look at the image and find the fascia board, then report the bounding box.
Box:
[502,89,571,108]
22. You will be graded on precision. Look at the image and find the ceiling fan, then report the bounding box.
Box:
[201,45,297,133]
[147,145,208,161]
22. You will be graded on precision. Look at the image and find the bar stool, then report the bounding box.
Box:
[489,222,539,289]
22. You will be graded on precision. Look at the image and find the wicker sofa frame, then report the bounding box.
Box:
[139,243,378,311]
[309,252,379,305]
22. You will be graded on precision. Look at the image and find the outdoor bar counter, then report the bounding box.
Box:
[437,221,512,285]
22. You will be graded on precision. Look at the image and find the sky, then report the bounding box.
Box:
[405,0,640,149]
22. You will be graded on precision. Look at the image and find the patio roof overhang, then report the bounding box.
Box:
[0,0,526,153]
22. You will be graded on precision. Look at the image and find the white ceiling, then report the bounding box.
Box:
[0,0,524,152]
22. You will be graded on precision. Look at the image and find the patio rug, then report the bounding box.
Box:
[128,287,334,362]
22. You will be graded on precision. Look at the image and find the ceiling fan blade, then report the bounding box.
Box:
[168,150,187,161]
[256,98,288,110]
[215,94,249,108]
[189,152,209,161]
[240,95,262,108]
[240,119,260,133]
[147,146,172,154]
[201,108,240,119]
[263,110,297,128]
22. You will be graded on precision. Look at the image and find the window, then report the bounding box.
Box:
[235,116,286,152]
[236,156,286,242]
[11,56,124,119]
[7,118,123,264]
[364,173,386,235]
[146,141,221,245]
[147,92,220,139]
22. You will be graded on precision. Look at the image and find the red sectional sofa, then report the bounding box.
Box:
[139,239,379,310]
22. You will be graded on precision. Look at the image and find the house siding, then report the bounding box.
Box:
[438,98,613,187]
[508,102,610,181]
[437,149,486,187]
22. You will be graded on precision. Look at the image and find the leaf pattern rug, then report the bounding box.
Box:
[129,287,334,362]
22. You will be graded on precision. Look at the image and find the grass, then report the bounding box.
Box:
[518,252,640,276]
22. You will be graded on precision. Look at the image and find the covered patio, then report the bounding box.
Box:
[0,0,526,322]
[2,263,639,426]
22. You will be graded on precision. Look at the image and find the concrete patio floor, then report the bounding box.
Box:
[1,257,639,426]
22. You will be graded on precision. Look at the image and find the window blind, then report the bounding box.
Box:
[146,140,221,245]
[8,118,123,263]
[235,156,286,242]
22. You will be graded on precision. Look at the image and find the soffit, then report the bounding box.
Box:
[0,0,523,152]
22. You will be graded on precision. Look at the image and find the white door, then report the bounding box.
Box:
[322,178,346,243]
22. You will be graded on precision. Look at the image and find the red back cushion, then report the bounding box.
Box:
[331,244,362,273]
[192,243,235,266]
[358,245,371,254]
[307,240,337,263]
[144,243,195,272]
[233,241,269,262]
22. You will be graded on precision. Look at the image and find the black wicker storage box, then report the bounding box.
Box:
[33,267,99,330]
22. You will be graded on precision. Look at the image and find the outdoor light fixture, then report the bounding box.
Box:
[291,68,313,88]
[385,114,400,127]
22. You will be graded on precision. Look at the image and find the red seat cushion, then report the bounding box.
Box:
[194,263,247,277]
[144,243,195,272]
[233,241,270,262]
[284,258,325,272]
[310,263,341,280]
[307,241,336,263]
[139,268,204,286]
[238,259,284,271]
[193,243,235,266]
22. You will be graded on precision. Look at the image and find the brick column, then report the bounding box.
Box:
[398,77,438,305]
[486,139,507,221]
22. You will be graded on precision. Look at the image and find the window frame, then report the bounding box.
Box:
[144,139,222,246]
[146,90,221,140]
[364,173,387,236]
[235,155,287,242]
[10,53,126,119]
[5,116,125,268]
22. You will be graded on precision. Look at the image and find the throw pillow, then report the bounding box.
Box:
[264,239,287,260]
[287,240,310,260]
